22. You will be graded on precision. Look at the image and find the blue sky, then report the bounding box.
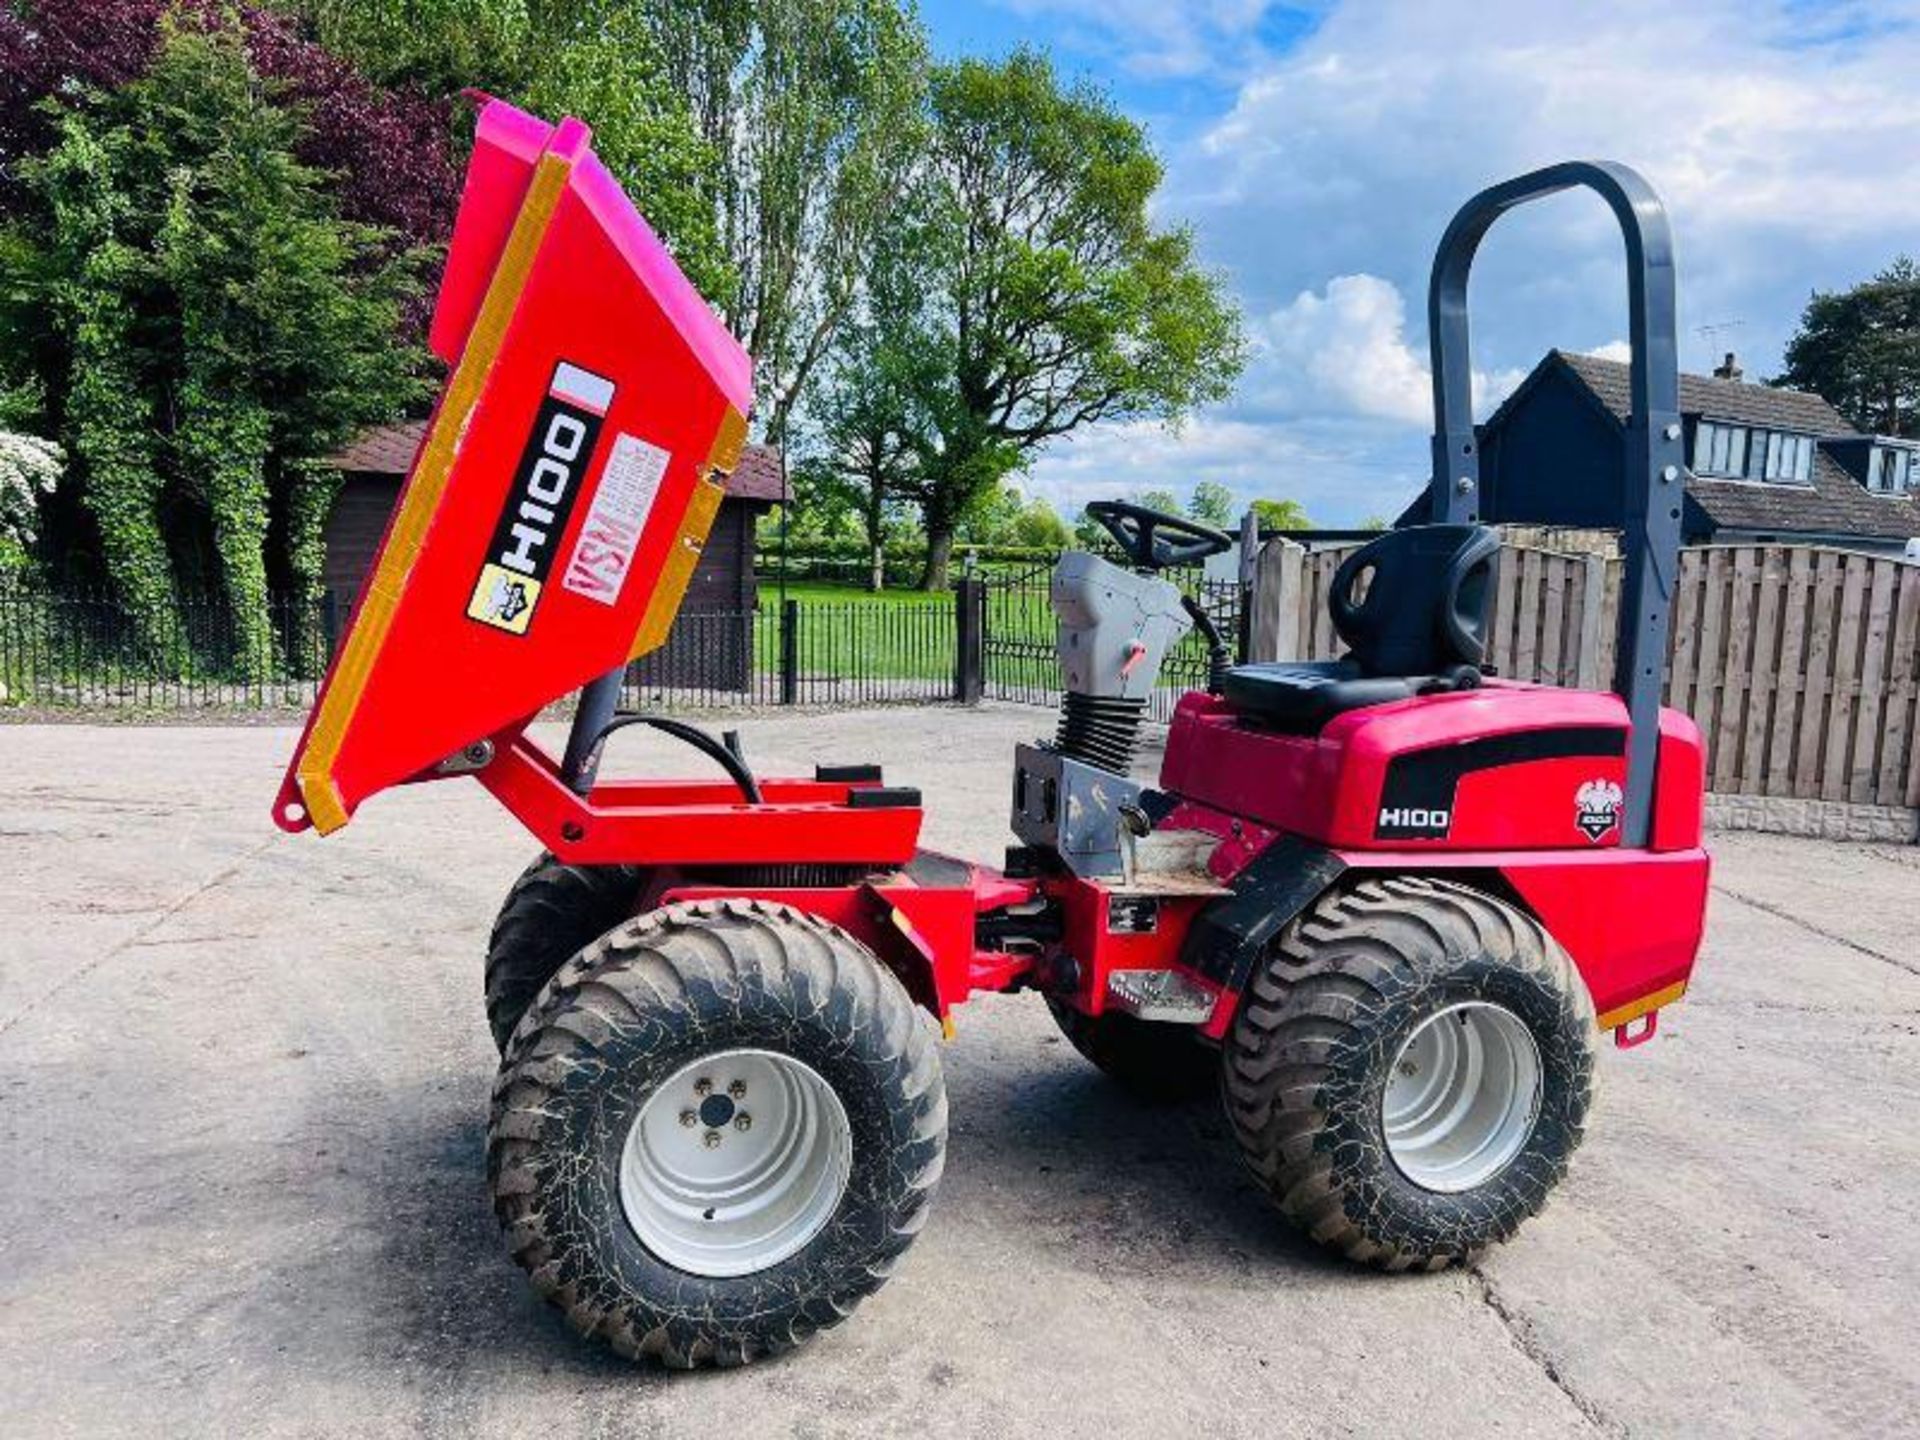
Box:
[917,0,1920,526]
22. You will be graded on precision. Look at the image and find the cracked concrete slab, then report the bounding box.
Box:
[2,709,1917,1438]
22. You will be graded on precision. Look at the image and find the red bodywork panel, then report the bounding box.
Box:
[1155,683,1708,1030]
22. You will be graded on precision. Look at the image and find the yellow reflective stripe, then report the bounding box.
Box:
[1596,979,1687,1031]
[295,152,574,834]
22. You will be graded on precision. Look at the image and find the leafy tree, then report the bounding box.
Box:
[645,0,928,442]
[299,0,728,303]
[1251,497,1310,531]
[6,18,426,666]
[956,483,1066,549]
[872,51,1244,589]
[3,1,458,258]
[1009,493,1068,549]
[302,0,928,434]
[790,317,923,588]
[1777,257,1920,437]
[1187,479,1234,528]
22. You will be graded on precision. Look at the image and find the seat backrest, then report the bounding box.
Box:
[1328,525,1500,677]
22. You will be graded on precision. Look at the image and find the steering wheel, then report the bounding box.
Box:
[1085,500,1233,570]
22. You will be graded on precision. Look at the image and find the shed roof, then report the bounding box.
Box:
[326,420,784,503]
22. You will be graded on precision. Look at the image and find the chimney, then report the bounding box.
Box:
[1713,351,1743,382]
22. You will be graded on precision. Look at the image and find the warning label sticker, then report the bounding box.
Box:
[561,431,671,606]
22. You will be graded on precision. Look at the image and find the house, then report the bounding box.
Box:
[322,420,785,687]
[1396,350,1920,554]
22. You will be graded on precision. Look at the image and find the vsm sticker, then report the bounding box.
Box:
[562,431,672,606]
[1575,778,1624,843]
[467,361,615,634]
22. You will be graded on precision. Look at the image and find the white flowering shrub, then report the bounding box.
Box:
[0,430,63,551]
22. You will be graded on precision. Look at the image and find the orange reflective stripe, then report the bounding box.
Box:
[295,151,574,833]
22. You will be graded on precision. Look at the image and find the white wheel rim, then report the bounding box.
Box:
[1382,1001,1542,1193]
[619,1048,853,1277]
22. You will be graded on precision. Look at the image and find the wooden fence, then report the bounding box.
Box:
[1249,539,1920,813]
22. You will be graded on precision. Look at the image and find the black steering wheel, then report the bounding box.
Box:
[1085,500,1233,570]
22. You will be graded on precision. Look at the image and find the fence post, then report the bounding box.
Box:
[779,597,799,705]
[1574,553,1607,691]
[954,577,985,703]
[1247,537,1306,662]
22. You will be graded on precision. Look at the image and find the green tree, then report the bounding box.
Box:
[7,19,425,667]
[301,0,730,301]
[1777,257,1920,436]
[873,51,1244,589]
[1251,497,1311,531]
[1187,479,1234,527]
[792,317,923,588]
[646,0,928,441]
[1010,494,1068,549]
[303,0,929,438]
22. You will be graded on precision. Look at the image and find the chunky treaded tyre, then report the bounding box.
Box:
[484,853,643,1052]
[1223,876,1597,1271]
[1045,998,1218,1102]
[488,899,946,1368]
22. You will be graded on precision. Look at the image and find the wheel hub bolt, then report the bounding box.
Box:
[734,1113,752,1132]
[728,1080,747,1100]
[693,1077,714,1097]
[679,1109,698,1128]
[703,1130,722,1149]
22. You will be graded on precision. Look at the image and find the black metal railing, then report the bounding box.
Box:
[0,568,1241,717]
[0,587,340,710]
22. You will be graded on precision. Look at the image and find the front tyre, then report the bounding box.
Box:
[1223,876,1596,1271]
[489,900,946,1368]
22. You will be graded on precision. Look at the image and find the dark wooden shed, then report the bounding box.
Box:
[323,421,783,689]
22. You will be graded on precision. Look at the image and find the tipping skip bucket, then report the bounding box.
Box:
[274,99,752,835]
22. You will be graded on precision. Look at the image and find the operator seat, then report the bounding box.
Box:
[1221,524,1500,732]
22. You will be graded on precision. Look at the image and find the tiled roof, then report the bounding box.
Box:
[1556,350,1853,435]
[325,420,784,502]
[327,421,425,474]
[1546,352,1920,541]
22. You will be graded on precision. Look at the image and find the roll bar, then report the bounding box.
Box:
[1425,161,1684,849]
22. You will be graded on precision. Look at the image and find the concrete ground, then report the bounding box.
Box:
[2,705,1917,1439]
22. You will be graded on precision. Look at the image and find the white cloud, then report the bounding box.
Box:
[1585,340,1633,364]
[1012,0,1920,525]
[1176,0,1920,376]
[1256,273,1524,428]
[1260,274,1431,425]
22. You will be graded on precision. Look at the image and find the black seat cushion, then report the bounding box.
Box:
[1219,525,1501,733]
[1220,660,1423,731]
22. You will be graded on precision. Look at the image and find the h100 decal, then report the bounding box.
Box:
[467,361,615,635]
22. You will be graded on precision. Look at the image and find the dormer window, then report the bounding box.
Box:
[1867,444,1918,494]
[1693,422,1815,484]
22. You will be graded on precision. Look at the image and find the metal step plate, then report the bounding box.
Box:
[1105,969,1218,1025]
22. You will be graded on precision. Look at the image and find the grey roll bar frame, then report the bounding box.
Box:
[1426,161,1684,850]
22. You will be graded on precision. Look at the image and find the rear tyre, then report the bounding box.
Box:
[1046,998,1218,1102]
[484,853,645,1052]
[1223,876,1596,1270]
[488,899,946,1368]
